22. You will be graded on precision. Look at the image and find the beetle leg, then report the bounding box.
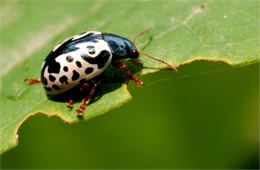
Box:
[66,82,90,110]
[24,78,41,85]
[66,99,74,108]
[67,82,91,110]
[114,61,144,86]
[132,58,143,66]
[79,82,91,92]
[76,81,100,116]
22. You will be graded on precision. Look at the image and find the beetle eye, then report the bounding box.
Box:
[66,56,73,62]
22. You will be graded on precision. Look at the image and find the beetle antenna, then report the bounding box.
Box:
[138,50,178,72]
[132,29,150,44]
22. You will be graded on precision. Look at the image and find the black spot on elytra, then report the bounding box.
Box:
[72,70,80,81]
[42,77,48,85]
[63,66,69,72]
[52,84,61,90]
[49,75,56,82]
[87,46,95,54]
[47,61,61,74]
[85,67,94,74]
[81,50,110,69]
[59,75,68,84]
[41,33,102,80]
[44,87,52,91]
[66,56,73,62]
[45,33,101,58]
[76,61,82,68]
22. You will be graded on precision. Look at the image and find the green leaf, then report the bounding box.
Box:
[0,0,259,155]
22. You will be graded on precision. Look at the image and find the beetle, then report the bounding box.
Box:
[26,30,177,116]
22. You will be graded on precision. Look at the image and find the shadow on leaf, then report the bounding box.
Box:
[49,59,142,109]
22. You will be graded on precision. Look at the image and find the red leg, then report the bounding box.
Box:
[132,58,143,66]
[66,82,90,109]
[79,82,90,92]
[25,78,41,85]
[66,99,74,108]
[76,81,99,116]
[114,61,144,86]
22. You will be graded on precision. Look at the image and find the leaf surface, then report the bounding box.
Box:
[0,0,259,154]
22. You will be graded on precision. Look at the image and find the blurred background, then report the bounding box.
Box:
[1,61,259,169]
[0,0,259,169]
